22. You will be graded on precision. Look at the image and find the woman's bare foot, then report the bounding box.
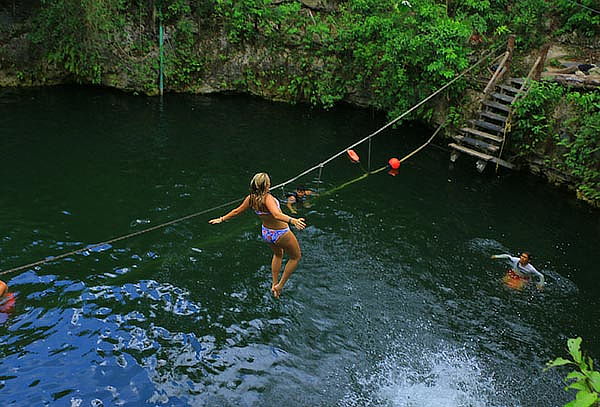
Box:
[272,284,282,299]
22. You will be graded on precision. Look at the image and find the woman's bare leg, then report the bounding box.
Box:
[269,245,284,293]
[272,232,301,298]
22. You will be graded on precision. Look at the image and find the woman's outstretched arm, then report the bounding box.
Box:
[209,196,250,224]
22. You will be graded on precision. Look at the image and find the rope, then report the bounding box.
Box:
[398,123,444,163]
[269,45,501,192]
[0,46,499,278]
[320,122,445,196]
[563,0,600,14]
[367,137,372,173]
[0,198,242,277]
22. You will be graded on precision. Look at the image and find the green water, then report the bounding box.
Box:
[0,86,598,406]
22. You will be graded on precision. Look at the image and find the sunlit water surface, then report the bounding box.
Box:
[0,87,598,407]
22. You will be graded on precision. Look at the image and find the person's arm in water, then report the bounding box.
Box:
[209,196,251,224]
[266,195,306,229]
[524,263,545,289]
[491,254,517,261]
[491,254,522,269]
[286,195,298,214]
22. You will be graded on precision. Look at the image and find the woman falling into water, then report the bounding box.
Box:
[209,173,306,298]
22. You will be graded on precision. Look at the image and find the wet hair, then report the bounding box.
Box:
[296,185,307,191]
[249,173,270,211]
[520,251,531,260]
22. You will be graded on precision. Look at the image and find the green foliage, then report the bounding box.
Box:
[512,81,600,205]
[547,337,600,407]
[554,0,600,38]
[26,0,594,111]
[510,0,550,47]
[163,18,206,88]
[213,0,284,43]
[30,0,127,84]
[337,0,473,119]
[161,0,192,21]
[511,81,564,154]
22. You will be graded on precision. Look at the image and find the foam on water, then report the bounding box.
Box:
[342,342,516,407]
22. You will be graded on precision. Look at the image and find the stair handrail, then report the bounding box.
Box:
[494,44,549,172]
[483,36,515,95]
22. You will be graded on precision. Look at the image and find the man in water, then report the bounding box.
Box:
[286,186,315,214]
[491,252,545,290]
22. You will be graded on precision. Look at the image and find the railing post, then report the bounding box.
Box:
[534,44,551,81]
[504,35,515,78]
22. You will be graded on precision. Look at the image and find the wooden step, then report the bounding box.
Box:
[490,156,516,170]
[448,143,493,161]
[491,92,515,104]
[497,84,521,94]
[453,135,500,153]
[460,127,504,143]
[470,119,504,134]
[449,143,516,170]
[510,77,525,86]
[480,110,508,123]
[482,100,511,112]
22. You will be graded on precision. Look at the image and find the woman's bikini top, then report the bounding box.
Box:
[255,196,280,215]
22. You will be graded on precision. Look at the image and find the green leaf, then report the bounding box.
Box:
[567,381,590,391]
[568,337,583,364]
[566,371,586,381]
[547,357,574,369]
[589,371,600,392]
[564,390,598,407]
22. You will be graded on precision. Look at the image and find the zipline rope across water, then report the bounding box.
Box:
[0,45,502,278]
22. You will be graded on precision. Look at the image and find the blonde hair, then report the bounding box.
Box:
[249,172,270,211]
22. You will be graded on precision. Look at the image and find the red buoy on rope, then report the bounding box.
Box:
[388,157,401,176]
[347,149,360,163]
[388,158,401,169]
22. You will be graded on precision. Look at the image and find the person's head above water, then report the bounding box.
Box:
[519,252,531,265]
[295,185,308,196]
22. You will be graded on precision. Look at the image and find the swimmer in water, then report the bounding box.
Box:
[285,185,316,214]
[209,173,306,298]
[491,252,545,290]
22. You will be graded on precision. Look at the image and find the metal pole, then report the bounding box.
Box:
[159,23,164,96]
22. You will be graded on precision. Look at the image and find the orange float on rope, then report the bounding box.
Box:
[347,149,360,163]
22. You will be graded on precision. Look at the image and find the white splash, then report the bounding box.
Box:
[343,344,515,407]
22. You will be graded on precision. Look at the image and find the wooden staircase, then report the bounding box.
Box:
[449,77,525,172]
[449,38,550,173]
